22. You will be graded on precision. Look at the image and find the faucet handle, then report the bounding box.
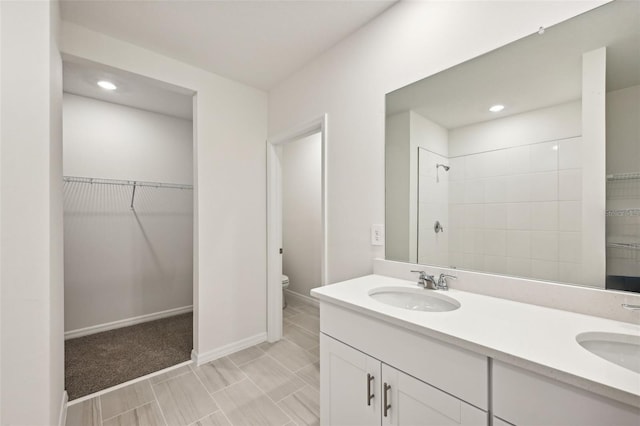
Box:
[411,270,426,278]
[437,273,457,290]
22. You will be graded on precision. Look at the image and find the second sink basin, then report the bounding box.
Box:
[577,332,640,374]
[369,287,460,312]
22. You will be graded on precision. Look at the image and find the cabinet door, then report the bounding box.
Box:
[320,334,381,426]
[381,364,487,426]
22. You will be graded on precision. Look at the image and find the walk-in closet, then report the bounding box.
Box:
[62,59,195,400]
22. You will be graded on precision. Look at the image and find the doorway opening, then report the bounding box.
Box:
[267,115,328,342]
[62,57,196,400]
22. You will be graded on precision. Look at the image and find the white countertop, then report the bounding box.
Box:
[311,274,640,407]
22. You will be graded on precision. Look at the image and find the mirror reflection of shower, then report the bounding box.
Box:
[436,163,450,182]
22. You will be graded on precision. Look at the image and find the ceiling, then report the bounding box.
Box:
[60,0,398,91]
[63,57,194,119]
[386,0,640,129]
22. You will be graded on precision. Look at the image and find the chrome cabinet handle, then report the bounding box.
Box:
[366,373,374,406]
[383,382,391,417]
[622,304,640,310]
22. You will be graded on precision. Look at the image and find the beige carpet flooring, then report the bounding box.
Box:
[65,313,193,400]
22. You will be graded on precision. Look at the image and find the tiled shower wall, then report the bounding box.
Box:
[417,148,449,265]
[446,137,585,283]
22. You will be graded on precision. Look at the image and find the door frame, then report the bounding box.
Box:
[266,114,328,342]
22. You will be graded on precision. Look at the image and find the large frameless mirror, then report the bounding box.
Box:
[385,1,640,292]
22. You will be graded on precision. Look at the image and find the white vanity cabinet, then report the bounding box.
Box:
[321,334,487,426]
[493,361,640,426]
[320,334,380,425]
[319,303,489,426]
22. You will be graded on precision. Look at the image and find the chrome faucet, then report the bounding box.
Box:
[411,270,436,289]
[437,273,457,291]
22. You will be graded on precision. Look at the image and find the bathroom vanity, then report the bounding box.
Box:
[312,274,640,426]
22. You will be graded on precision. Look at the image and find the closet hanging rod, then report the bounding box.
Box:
[63,176,193,190]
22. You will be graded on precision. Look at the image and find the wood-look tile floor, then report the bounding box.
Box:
[66,298,319,426]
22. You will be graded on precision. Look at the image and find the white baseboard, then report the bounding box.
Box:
[58,391,68,426]
[285,289,319,307]
[192,332,267,366]
[64,305,193,340]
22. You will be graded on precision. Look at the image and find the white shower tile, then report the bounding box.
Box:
[507,230,531,258]
[506,175,531,202]
[449,252,464,269]
[483,230,506,256]
[464,155,482,180]
[463,253,484,270]
[530,171,558,201]
[507,257,531,277]
[449,181,464,204]
[558,262,583,284]
[506,145,530,175]
[531,202,558,231]
[462,229,485,254]
[485,176,508,203]
[484,203,507,229]
[559,137,582,170]
[464,180,485,204]
[449,204,466,229]
[484,255,507,274]
[448,157,465,182]
[531,231,558,261]
[482,149,509,177]
[530,259,559,281]
[464,204,484,228]
[559,232,582,263]
[448,228,463,253]
[559,201,581,231]
[559,169,582,200]
[507,203,531,230]
[530,141,558,172]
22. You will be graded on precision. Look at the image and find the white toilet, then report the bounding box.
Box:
[282,274,290,309]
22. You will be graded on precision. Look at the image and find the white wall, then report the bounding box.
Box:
[385,112,410,262]
[63,94,193,332]
[269,0,606,284]
[64,93,193,184]
[282,133,322,297]
[0,0,64,424]
[61,22,268,363]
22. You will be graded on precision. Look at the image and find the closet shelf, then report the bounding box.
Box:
[607,242,640,250]
[63,176,193,190]
[606,208,640,217]
[607,172,640,181]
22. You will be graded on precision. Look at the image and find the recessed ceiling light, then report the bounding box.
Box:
[97,80,117,91]
[489,104,505,112]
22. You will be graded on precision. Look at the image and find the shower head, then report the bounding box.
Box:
[436,163,450,171]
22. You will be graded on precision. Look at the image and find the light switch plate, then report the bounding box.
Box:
[371,224,385,246]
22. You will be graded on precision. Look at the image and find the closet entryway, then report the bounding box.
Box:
[62,59,195,400]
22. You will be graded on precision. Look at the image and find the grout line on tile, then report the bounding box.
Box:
[97,394,104,426]
[227,347,268,368]
[101,400,156,423]
[148,380,170,426]
[190,363,227,416]
[189,409,226,426]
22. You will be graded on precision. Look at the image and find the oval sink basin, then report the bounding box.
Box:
[369,287,460,312]
[576,332,640,374]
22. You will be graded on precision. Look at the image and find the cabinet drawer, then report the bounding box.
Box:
[321,303,488,410]
[493,361,640,426]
